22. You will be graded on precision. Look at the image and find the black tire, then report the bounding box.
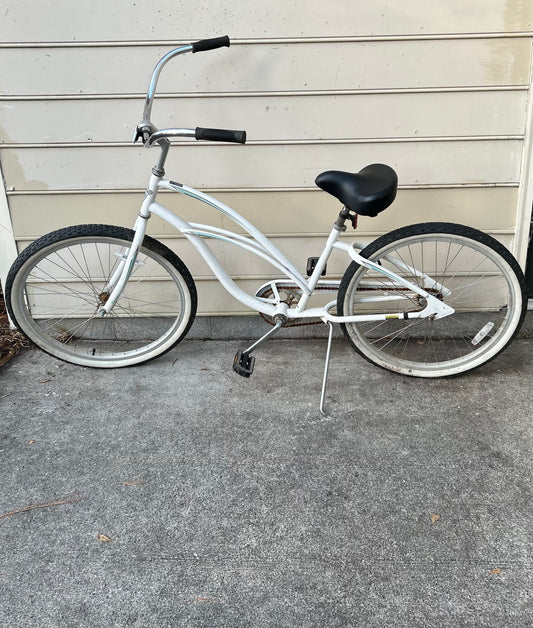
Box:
[337,222,527,377]
[6,224,197,367]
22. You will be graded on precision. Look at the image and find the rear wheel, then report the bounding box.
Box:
[337,222,526,377]
[6,224,197,367]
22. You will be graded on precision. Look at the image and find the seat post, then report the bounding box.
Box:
[334,206,351,230]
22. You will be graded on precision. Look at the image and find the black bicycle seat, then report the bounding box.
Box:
[315,164,398,217]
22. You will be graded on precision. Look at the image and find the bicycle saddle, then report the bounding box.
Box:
[315,164,398,217]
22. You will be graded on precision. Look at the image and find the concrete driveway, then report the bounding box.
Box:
[1,334,532,627]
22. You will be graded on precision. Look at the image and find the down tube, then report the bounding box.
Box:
[150,202,279,317]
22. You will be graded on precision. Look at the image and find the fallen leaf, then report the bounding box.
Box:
[97,534,111,542]
[430,514,441,524]
[490,568,502,575]
[28,440,35,445]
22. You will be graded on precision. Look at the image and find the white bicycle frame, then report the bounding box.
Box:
[99,167,454,325]
[98,40,454,327]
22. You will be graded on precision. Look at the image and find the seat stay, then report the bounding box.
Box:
[337,240,451,296]
[333,241,455,320]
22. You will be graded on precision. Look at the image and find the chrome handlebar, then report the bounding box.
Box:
[144,128,196,147]
[135,36,246,148]
[142,45,192,126]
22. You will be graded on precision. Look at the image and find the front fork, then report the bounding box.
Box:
[97,213,149,316]
[98,140,171,315]
[97,176,160,316]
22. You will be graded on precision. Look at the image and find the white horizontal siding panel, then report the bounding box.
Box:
[2,1,532,309]
[8,187,520,239]
[2,0,532,41]
[1,90,528,144]
[0,140,523,190]
[1,39,531,96]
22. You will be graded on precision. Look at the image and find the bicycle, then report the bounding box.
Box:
[5,36,528,414]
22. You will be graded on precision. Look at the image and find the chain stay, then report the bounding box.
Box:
[256,282,443,327]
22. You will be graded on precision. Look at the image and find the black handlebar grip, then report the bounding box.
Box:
[191,36,230,53]
[195,127,246,144]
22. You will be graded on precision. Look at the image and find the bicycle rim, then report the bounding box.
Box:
[8,227,196,367]
[338,223,526,377]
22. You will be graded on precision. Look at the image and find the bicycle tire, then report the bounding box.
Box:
[6,224,197,368]
[337,222,527,377]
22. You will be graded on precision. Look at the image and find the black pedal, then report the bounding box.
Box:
[306,257,326,277]
[233,350,255,378]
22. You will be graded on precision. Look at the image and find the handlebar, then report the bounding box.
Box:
[195,127,246,144]
[191,36,230,53]
[145,126,246,147]
[138,35,247,147]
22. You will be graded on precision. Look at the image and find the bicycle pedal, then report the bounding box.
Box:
[233,350,255,378]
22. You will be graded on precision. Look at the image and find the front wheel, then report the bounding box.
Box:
[337,222,527,377]
[6,224,197,367]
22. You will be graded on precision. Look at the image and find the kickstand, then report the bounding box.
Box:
[319,320,334,416]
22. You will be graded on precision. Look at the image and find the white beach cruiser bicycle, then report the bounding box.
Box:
[6,36,528,413]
